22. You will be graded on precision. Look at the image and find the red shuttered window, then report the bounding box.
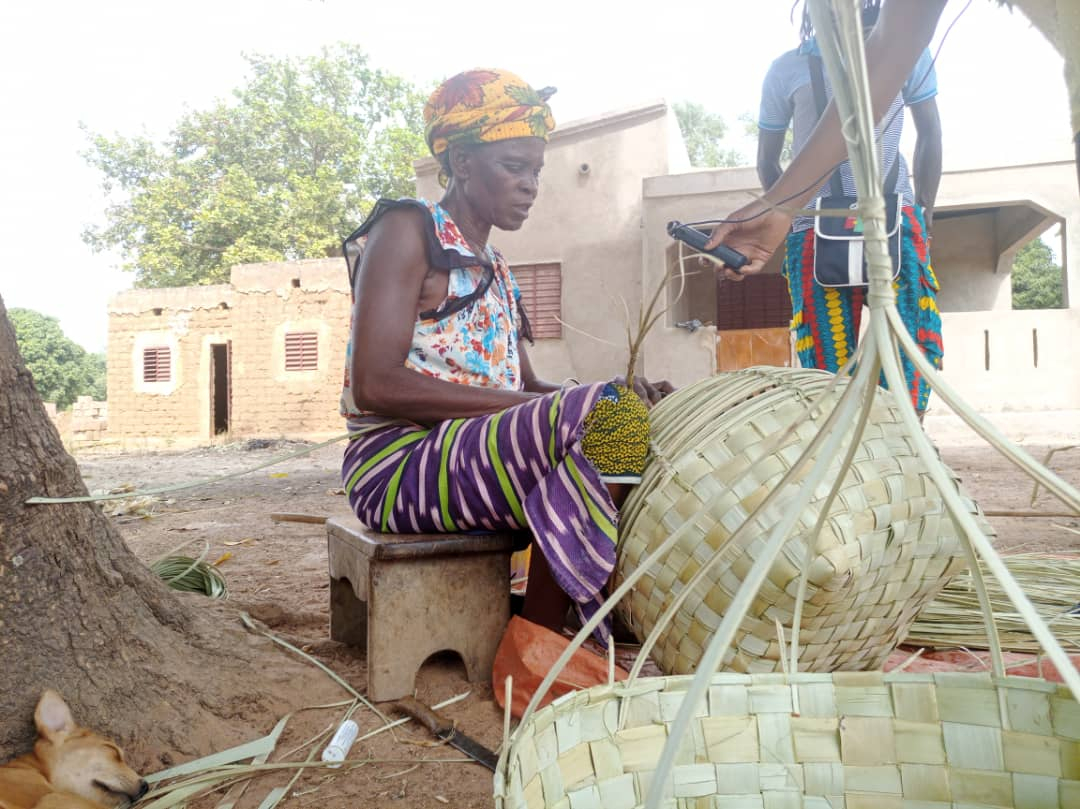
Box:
[513,263,562,339]
[142,347,171,382]
[284,332,318,371]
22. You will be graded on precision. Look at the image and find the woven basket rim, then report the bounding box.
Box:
[494,668,1079,807]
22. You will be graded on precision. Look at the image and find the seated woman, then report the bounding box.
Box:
[339,69,670,643]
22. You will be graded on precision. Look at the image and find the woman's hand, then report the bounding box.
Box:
[704,198,792,281]
[617,376,675,407]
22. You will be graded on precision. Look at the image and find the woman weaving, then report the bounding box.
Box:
[339,69,671,642]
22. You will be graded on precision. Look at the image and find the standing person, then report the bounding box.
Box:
[339,68,671,642]
[755,0,944,414]
[708,0,1079,271]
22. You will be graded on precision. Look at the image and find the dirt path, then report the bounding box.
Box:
[74,434,1080,808]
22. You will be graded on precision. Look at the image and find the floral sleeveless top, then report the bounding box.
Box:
[340,198,523,419]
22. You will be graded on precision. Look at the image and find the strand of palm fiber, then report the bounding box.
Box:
[812,0,1080,701]
[817,0,1078,698]
[885,302,1080,512]
[1030,445,1080,507]
[141,758,473,809]
[622,236,693,391]
[239,612,397,732]
[879,302,1080,678]
[906,553,1080,652]
[788,345,882,674]
[812,0,1014,680]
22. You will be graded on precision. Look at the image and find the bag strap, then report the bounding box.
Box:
[808,53,901,199]
[808,54,844,199]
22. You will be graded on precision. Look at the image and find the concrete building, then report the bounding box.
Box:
[106,100,1078,443]
[636,157,1080,413]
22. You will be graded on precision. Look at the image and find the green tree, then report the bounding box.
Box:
[8,308,106,408]
[83,45,427,288]
[1011,238,1065,309]
[83,351,107,400]
[739,111,794,164]
[674,101,746,168]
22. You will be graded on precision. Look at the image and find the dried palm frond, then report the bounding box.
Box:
[635,1,1080,801]
[494,2,1080,807]
[908,553,1080,652]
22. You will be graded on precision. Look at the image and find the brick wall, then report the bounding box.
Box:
[70,396,108,445]
[45,396,108,448]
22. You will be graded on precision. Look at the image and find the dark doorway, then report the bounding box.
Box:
[210,343,231,435]
[716,273,792,331]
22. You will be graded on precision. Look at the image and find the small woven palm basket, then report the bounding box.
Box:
[495,669,1080,808]
[615,367,979,675]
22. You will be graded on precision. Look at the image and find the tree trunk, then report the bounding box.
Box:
[0,293,329,770]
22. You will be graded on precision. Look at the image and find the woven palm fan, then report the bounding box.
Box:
[495,1,1080,807]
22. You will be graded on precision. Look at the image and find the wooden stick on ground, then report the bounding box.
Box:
[983,509,1080,518]
[270,513,329,525]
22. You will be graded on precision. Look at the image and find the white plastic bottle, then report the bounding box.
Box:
[321,719,359,768]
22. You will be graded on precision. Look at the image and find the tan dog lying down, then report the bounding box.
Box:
[0,691,147,809]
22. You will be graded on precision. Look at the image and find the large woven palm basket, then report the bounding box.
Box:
[614,367,982,675]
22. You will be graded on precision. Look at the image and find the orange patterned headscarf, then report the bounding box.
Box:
[423,69,556,157]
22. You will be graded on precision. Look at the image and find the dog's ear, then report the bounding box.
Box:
[34,690,77,741]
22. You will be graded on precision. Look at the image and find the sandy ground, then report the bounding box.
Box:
[72,420,1080,808]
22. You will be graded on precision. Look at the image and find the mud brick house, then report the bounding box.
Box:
[107,260,351,443]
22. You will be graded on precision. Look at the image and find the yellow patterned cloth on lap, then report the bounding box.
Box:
[423,68,556,157]
[580,383,650,485]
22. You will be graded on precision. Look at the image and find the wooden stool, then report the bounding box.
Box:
[326,517,516,702]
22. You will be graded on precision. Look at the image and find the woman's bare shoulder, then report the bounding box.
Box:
[358,205,432,280]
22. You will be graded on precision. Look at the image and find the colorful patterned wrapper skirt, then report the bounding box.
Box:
[782,205,944,412]
[342,382,647,642]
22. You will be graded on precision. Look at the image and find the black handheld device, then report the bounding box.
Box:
[666,221,748,272]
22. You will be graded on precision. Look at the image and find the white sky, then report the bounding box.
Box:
[0,0,1070,352]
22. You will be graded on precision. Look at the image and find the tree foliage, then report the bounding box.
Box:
[674,101,746,168]
[9,308,106,409]
[739,111,794,164]
[83,45,428,288]
[1011,237,1065,309]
